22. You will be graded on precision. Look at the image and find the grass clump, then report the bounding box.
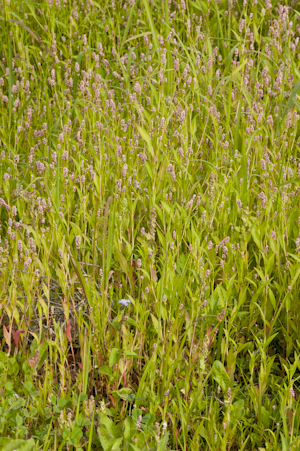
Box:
[1,0,300,449]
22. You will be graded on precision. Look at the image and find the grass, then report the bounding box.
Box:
[0,0,300,449]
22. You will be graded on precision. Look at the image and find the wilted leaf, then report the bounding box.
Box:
[65,319,72,342]
[3,325,11,351]
[12,329,24,348]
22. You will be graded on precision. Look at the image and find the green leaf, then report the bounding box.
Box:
[199,425,209,441]
[24,381,34,393]
[15,414,23,427]
[127,393,136,402]
[30,406,38,417]
[140,0,159,51]
[11,398,26,410]
[260,406,270,429]
[83,329,92,396]
[112,387,132,400]
[98,427,114,451]
[30,391,39,398]
[50,395,57,405]
[142,413,155,424]
[98,365,113,377]
[76,412,91,428]
[132,408,143,421]
[106,197,116,284]
[268,288,276,310]
[82,417,91,427]
[125,350,144,359]
[0,438,35,451]
[71,426,83,441]
[121,0,136,46]
[111,321,120,331]
[9,42,13,128]
[57,398,68,410]
[126,318,140,329]
[130,445,141,451]
[5,382,13,392]
[158,431,169,451]
[278,80,300,131]
[211,360,230,392]
[109,348,120,368]
[99,412,122,439]
[72,51,84,120]
[111,437,123,450]
[280,432,289,451]
[124,416,136,440]
[232,399,244,421]
[136,124,154,157]
[79,393,88,402]
[36,341,48,371]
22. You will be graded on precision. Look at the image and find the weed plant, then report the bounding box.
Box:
[0,0,300,450]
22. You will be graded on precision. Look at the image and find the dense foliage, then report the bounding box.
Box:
[1,0,300,449]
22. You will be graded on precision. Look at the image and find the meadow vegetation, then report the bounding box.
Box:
[1,0,300,449]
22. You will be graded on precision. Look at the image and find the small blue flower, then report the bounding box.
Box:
[118,299,131,307]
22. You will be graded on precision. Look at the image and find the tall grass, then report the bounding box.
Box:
[0,0,300,450]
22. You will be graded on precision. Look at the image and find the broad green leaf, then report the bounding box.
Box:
[71,426,83,440]
[124,416,136,440]
[260,406,270,429]
[57,397,68,410]
[98,427,115,451]
[232,399,245,421]
[109,348,120,367]
[211,360,230,392]
[99,412,122,439]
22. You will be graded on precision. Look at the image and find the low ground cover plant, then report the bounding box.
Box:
[0,0,300,449]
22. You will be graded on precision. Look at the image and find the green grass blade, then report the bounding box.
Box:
[71,51,84,120]
[141,0,159,51]
[106,195,116,288]
[277,80,300,131]
[275,26,289,136]
[121,1,136,47]
[9,41,13,129]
